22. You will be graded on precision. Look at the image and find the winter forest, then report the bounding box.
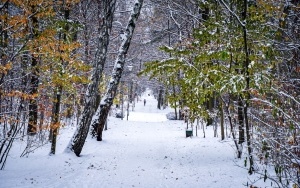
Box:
[0,0,300,187]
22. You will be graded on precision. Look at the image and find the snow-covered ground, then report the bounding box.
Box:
[1,90,266,188]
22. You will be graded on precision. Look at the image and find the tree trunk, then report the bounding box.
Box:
[65,0,116,156]
[163,89,168,109]
[50,88,62,155]
[220,98,225,140]
[91,0,144,142]
[238,96,245,144]
[171,81,178,120]
[157,87,162,109]
[0,0,8,86]
[223,99,242,158]
[241,0,254,175]
[129,81,133,103]
[50,4,71,154]
[219,0,253,172]
[27,5,39,135]
[206,97,213,126]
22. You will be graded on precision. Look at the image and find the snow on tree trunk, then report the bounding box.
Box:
[91,0,144,141]
[241,0,254,175]
[65,0,116,156]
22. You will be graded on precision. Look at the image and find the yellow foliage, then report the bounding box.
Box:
[50,122,61,130]
[0,62,12,75]
[5,90,38,100]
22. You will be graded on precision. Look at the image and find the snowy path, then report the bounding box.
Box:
[1,91,252,188]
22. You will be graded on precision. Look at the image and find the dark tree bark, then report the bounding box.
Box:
[50,3,71,155]
[219,0,254,174]
[220,98,225,140]
[171,81,178,120]
[157,87,162,109]
[237,96,245,144]
[129,81,133,103]
[50,88,62,155]
[27,5,39,135]
[241,0,253,175]
[91,0,144,142]
[65,0,116,156]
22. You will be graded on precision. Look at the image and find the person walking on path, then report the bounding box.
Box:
[144,99,146,106]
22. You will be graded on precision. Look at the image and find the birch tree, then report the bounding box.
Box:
[65,0,116,156]
[91,0,144,142]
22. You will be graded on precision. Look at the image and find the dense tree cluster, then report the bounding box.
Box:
[0,0,299,187]
[141,0,300,187]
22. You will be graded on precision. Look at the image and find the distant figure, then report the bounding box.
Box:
[144,99,146,106]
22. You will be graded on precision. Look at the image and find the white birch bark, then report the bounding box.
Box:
[65,0,116,156]
[91,0,144,141]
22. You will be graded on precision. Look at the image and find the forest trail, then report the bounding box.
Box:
[127,89,168,122]
[73,91,247,187]
[1,90,250,188]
